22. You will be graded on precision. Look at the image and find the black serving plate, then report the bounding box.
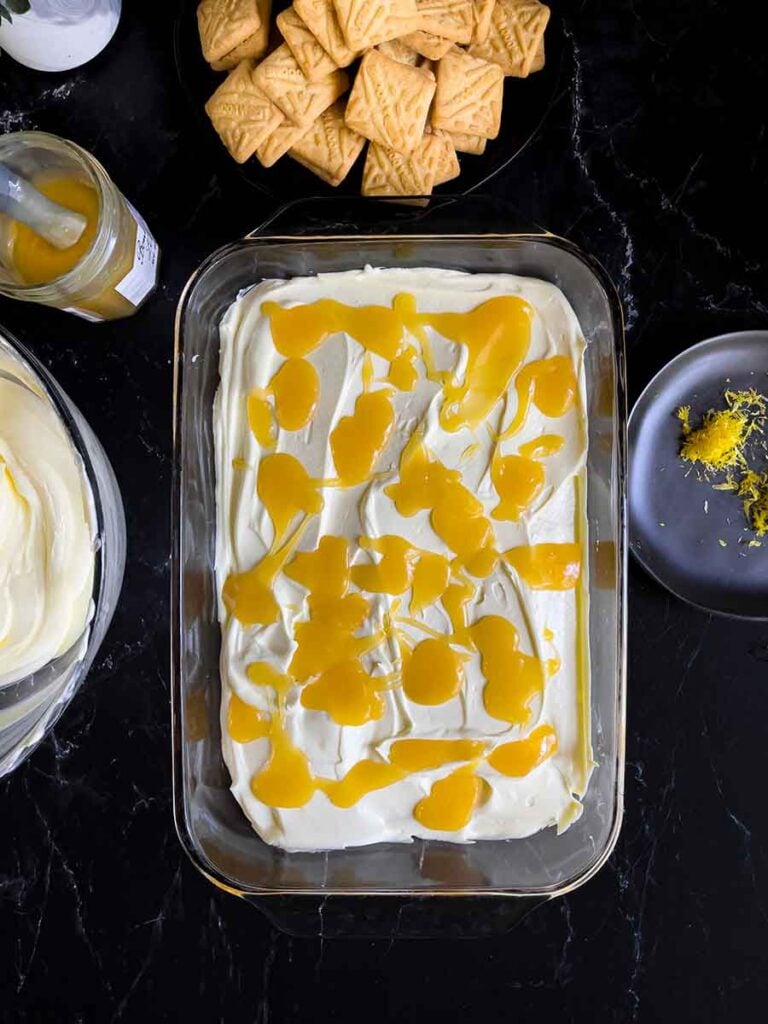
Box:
[629,331,768,619]
[174,0,563,199]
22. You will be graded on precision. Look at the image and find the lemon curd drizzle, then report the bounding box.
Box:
[247,358,321,448]
[222,290,586,832]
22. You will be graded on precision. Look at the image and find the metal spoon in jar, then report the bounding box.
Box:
[0,162,87,251]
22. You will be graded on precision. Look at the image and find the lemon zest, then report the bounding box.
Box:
[735,469,768,538]
[677,388,768,541]
[677,389,766,473]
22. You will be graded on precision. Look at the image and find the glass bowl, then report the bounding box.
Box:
[171,198,627,935]
[0,328,126,777]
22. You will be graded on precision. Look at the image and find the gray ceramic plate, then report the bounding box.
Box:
[629,331,768,619]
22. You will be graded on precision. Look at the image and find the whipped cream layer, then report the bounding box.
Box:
[215,267,592,851]
[0,353,95,687]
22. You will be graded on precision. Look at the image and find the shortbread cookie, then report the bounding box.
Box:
[289,101,366,184]
[471,0,496,46]
[210,31,268,71]
[377,37,421,65]
[530,35,545,72]
[469,0,549,77]
[294,0,361,66]
[209,0,271,69]
[412,0,473,44]
[432,49,503,138]
[426,129,461,184]
[254,44,349,126]
[362,136,438,196]
[254,117,312,167]
[277,6,339,81]
[205,60,283,162]
[345,49,436,154]
[332,0,419,50]
[198,0,263,64]
[401,30,454,60]
[445,129,487,154]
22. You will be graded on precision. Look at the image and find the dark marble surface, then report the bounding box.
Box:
[2,1,767,1021]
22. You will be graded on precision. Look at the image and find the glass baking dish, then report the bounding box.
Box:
[171,198,627,927]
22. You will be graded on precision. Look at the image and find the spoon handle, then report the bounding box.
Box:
[0,163,88,251]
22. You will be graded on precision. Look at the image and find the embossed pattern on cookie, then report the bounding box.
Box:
[530,35,545,72]
[210,31,268,71]
[471,0,496,46]
[432,49,504,139]
[469,0,549,77]
[295,0,361,66]
[198,0,263,63]
[289,101,366,184]
[361,136,438,196]
[209,0,271,69]
[413,0,473,44]
[254,43,349,126]
[401,30,454,60]
[332,0,420,50]
[377,38,421,66]
[205,60,284,162]
[345,49,436,155]
[255,117,312,168]
[445,129,487,155]
[277,6,339,81]
[425,129,461,184]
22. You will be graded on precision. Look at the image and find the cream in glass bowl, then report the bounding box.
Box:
[0,328,126,776]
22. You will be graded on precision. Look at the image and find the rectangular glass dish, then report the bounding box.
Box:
[172,204,627,899]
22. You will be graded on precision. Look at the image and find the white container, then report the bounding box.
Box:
[0,0,121,73]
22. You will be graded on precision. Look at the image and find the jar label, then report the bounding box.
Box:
[114,203,160,307]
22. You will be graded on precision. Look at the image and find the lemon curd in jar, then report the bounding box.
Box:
[0,132,159,321]
[214,267,593,852]
[11,177,99,284]
[10,174,147,321]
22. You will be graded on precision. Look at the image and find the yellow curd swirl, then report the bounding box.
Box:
[214,268,591,851]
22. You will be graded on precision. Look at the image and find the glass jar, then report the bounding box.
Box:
[0,131,159,321]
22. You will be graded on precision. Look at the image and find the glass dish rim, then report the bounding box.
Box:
[171,229,628,900]
[0,326,107,699]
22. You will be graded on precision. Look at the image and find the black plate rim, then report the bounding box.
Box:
[628,329,768,622]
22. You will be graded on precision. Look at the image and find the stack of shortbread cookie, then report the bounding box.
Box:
[199,0,550,196]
